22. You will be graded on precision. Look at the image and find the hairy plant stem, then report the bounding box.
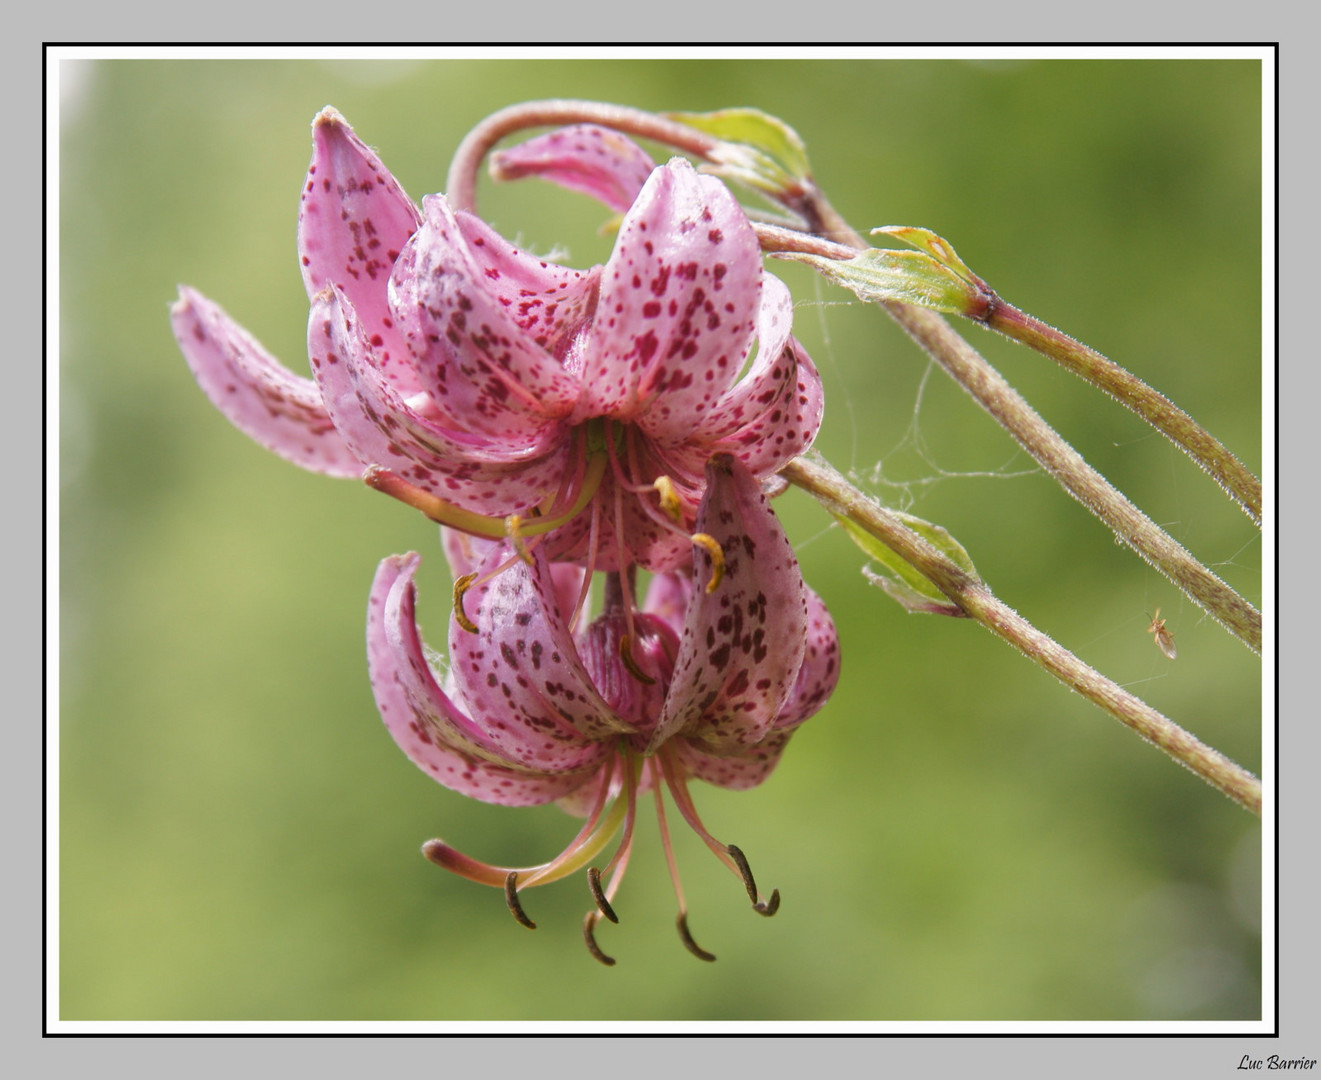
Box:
[755,223,1261,655]
[987,303,1262,526]
[783,455,1261,816]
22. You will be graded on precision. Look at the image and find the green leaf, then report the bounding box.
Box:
[665,107,812,196]
[779,248,982,315]
[871,225,984,289]
[835,511,979,617]
[667,108,811,178]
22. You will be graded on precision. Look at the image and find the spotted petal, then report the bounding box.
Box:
[774,585,840,730]
[389,195,584,441]
[308,285,572,514]
[171,286,362,477]
[673,729,795,791]
[447,543,635,766]
[660,273,823,478]
[577,159,763,429]
[490,124,657,214]
[649,454,808,755]
[298,107,423,396]
[368,553,604,806]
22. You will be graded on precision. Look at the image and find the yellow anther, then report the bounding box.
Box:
[452,572,480,634]
[652,475,685,524]
[504,514,535,565]
[690,533,725,593]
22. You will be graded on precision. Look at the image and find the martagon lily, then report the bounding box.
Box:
[370,455,839,963]
[171,107,824,573]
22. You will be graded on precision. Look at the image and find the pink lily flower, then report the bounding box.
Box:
[369,455,840,963]
[172,108,824,572]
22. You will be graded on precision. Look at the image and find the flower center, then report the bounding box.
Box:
[364,416,724,636]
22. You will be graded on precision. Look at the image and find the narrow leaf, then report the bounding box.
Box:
[835,511,979,617]
[780,248,982,316]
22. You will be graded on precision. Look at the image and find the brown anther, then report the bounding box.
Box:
[618,635,657,685]
[652,475,685,524]
[726,844,759,905]
[583,912,617,967]
[453,573,480,634]
[676,912,716,962]
[587,867,619,923]
[504,872,536,930]
[690,533,725,593]
[505,514,535,565]
[728,843,779,916]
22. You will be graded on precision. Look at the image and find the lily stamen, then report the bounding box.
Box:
[689,532,725,593]
[618,634,657,685]
[587,867,619,924]
[650,758,717,962]
[676,911,716,963]
[583,912,617,967]
[505,872,537,930]
[363,465,508,538]
[452,573,480,633]
[727,844,781,917]
[652,475,685,524]
[421,758,626,890]
[659,749,780,914]
[453,541,557,634]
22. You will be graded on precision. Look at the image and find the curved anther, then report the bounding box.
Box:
[726,844,759,905]
[583,912,617,966]
[587,867,619,924]
[690,533,725,593]
[652,475,685,524]
[504,872,536,930]
[727,844,779,916]
[504,514,535,565]
[452,573,480,634]
[618,635,657,686]
[676,912,716,962]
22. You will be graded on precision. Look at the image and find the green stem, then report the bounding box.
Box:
[988,302,1262,526]
[755,221,1262,655]
[782,454,1261,816]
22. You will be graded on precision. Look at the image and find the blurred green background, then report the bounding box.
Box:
[59,56,1262,1022]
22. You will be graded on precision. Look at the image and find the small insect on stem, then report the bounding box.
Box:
[1147,608,1177,660]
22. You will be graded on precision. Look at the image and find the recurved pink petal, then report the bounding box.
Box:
[448,543,635,762]
[672,729,795,791]
[583,160,762,431]
[172,286,362,477]
[298,107,423,395]
[308,286,572,515]
[648,454,808,755]
[490,124,657,214]
[773,585,840,731]
[657,272,820,478]
[390,195,583,440]
[687,336,825,480]
[369,553,600,805]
